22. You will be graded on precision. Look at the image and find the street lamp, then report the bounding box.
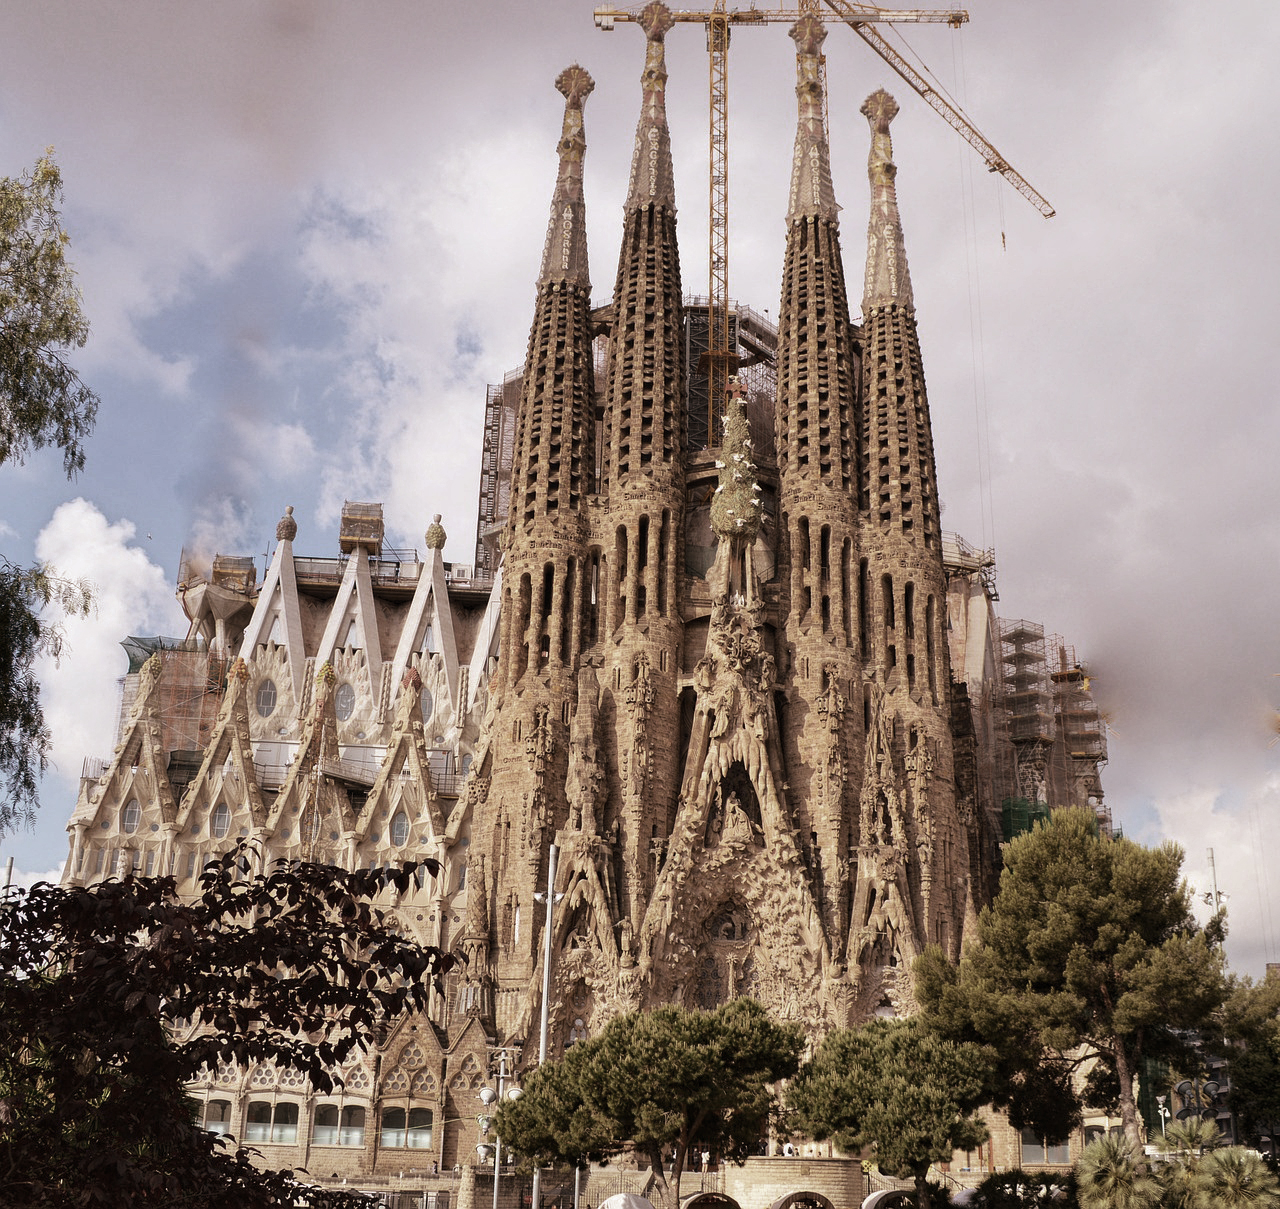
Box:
[1157,1095,1170,1137]
[480,1051,523,1209]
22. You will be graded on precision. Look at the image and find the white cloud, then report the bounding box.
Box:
[34,499,188,777]
[3,863,65,892]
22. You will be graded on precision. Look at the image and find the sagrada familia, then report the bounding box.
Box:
[60,2,1109,1190]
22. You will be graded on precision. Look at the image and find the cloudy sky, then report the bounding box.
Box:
[2,1,1277,978]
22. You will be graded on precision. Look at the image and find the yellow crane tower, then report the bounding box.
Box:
[595,1,1054,446]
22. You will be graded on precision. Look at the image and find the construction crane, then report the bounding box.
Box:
[595,2,1053,446]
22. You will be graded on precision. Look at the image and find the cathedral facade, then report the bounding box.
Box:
[58,2,1110,1188]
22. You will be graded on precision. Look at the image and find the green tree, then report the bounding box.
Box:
[0,560,91,831]
[1077,1135,1162,1209]
[787,1016,991,1209]
[494,999,803,1209]
[1,151,101,832]
[1222,976,1280,1152]
[1192,1147,1280,1208]
[917,809,1226,1147]
[1158,1118,1227,1209]
[1,153,98,475]
[0,847,455,1207]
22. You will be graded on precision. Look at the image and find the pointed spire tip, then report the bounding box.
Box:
[556,64,595,108]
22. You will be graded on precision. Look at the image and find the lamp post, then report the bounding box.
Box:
[480,1051,523,1209]
[1157,1094,1170,1137]
[530,843,562,1209]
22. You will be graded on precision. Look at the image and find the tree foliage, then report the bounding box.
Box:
[494,999,803,1209]
[1222,976,1280,1150]
[1,151,100,833]
[0,848,455,1207]
[1079,1132,1280,1209]
[1,153,98,475]
[917,809,1227,1147]
[1077,1135,1162,1209]
[787,1016,991,1209]
[0,560,91,832]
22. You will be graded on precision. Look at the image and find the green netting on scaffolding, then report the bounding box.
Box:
[1001,797,1051,842]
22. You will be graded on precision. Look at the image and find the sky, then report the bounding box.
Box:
[1,1,1278,979]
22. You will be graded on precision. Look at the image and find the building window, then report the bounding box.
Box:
[1021,1128,1070,1166]
[144,850,155,877]
[121,799,141,834]
[381,1107,407,1147]
[247,1101,298,1144]
[204,1099,232,1135]
[391,811,410,847]
[407,1108,433,1149]
[335,682,356,721]
[256,680,278,718]
[339,1106,366,1146]
[313,1105,363,1146]
[211,802,231,839]
[94,848,104,875]
[422,691,434,725]
[381,1107,433,1149]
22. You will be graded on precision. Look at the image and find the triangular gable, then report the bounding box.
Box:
[264,665,360,860]
[177,660,268,838]
[389,545,459,715]
[315,547,384,705]
[355,670,447,848]
[238,535,306,703]
[66,652,180,880]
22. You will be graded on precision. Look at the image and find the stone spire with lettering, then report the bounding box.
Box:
[773,13,864,945]
[853,90,963,994]
[595,0,688,926]
[482,68,600,985]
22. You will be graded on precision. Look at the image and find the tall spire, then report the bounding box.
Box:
[538,65,594,288]
[861,88,914,311]
[626,2,676,211]
[773,12,863,953]
[786,15,839,224]
[602,0,685,485]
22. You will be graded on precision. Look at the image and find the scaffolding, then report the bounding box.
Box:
[339,501,385,555]
[118,636,228,763]
[1048,640,1112,835]
[1000,619,1055,747]
[474,369,521,579]
[683,296,777,455]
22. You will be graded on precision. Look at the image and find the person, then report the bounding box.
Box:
[783,1141,795,1157]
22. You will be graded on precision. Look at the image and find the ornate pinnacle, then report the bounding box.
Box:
[861,89,914,310]
[787,15,839,224]
[276,504,297,543]
[425,513,446,550]
[625,2,676,212]
[710,381,762,545]
[539,65,594,287]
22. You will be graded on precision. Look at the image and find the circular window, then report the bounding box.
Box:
[255,680,278,718]
[391,811,409,847]
[211,802,231,839]
[335,682,356,721]
[421,691,434,725]
[121,800,141,834]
